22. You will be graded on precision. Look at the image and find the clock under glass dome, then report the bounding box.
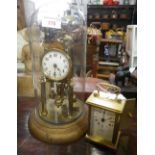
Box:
[28,0,88,144]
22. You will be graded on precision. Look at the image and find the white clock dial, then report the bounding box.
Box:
[90,107,115,142]
[42,49,71,81]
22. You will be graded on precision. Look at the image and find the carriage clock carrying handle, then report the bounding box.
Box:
[94,82,121,99]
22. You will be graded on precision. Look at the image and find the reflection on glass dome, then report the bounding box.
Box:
[28,0,86,125]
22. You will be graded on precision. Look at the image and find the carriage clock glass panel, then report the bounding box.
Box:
[90,107,115,142]
[28,0,87,144]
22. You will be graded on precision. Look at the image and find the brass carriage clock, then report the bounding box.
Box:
[28,0,88,144]
[86,83,126,150]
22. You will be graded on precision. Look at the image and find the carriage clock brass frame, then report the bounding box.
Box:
[85,82,126,150]
[28,45,88,144]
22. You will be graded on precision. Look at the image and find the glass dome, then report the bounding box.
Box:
[28,0,87,143]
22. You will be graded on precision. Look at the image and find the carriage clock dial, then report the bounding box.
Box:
[90,107,115,142]
[42,49,71,81]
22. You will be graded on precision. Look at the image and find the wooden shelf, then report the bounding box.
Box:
[87,4,137,26]
[101,38,123,44]
[97,65,117,71]
[87,5,136,9]
[86,4,137,79]
[97,74,110,79]
[98,61,119,66]
[97,61,118,79]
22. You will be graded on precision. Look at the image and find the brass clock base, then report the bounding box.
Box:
[28,107,88,144]
[86,131,121,150]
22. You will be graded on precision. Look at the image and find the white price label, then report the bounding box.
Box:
[42,16,61,29]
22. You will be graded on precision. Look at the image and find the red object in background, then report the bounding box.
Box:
[105,0,113,5]
[103,0,119,5]
[108,0,114,5]
[113,0,119,5]
[103,0,109,5]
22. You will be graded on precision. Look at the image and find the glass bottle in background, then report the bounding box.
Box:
[103,44,109,61]
[124,0,129,5]
[91,0,101,4]
[119,0,124,5]
[129,0,136,5]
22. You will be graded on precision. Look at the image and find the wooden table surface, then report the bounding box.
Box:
[17,97,116,155]
[17,77,136,155]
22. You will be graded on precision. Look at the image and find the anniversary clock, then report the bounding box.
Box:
[86,82,126,150]
[28,0,88,144]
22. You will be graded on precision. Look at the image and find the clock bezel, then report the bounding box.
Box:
[41,48,72,81]
[86,104,121,149]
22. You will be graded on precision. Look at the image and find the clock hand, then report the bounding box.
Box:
[53,64,61,76]
[53,63,57,68]
[53,63,58,77]
[101,110,105,121]
[54,72,56,77]
[101,117,114,125]
[53,67,57,77]
[57,67,61,76]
